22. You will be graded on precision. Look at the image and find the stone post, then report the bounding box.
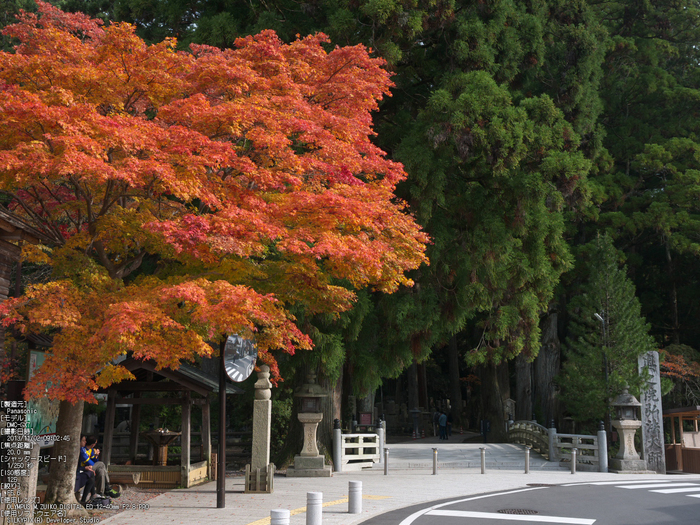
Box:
[548,421,557,461]
[638,351,667,474]
[598,421,608,473]
[251,365,272,470]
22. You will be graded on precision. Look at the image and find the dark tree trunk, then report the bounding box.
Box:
[514,354,532,421]
[318,368,341,463]
[666,243,681,345]
[534,302,561,427]
[417,362,429,409]
[448,336,463,427]
[274,365,340,468]
[45,400,88,518]
[481,362,508,442]
[407,361,419,410]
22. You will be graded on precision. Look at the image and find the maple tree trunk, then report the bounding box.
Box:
[514,354,532,421]
[45,400,87,518]
[10,410,39,525]
[534,303,561,427]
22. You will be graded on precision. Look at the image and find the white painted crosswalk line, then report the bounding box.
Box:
[426,510,595,524]
[650,486,700,494]
[686,494,700,499]
[617,483,698,490]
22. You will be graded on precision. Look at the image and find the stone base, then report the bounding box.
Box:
[286,455,332,477]
[609,458,648,472]
[285,466,332,477]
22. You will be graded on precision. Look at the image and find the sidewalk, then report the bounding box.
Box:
[100,436,698,525]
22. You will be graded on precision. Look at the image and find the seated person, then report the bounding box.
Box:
[74,464,95,506]
[79,435,120,498]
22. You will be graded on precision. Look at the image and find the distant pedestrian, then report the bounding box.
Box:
[447,412,453,437]
[432,410,440,437]
[438,412,448,440]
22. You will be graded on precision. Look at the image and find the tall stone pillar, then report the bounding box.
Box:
[251,365,272,470]
[638,351,666,474]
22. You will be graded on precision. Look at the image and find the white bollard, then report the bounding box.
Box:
[525,447,530,474]
[597,422,608,473]
[384,448,389,475]
[432,448,438,475]
[333,421,342,473]
[271,509,290,525]
[307,492,323,525]
[348,481,362,514]
[480,447,486,474]
[571,448,577,475]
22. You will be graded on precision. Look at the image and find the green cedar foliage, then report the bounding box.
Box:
[396,72,591,365]
[560,234,656,424]
[591,0,700,346]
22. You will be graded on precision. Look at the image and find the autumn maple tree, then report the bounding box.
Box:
[0,1,427,402]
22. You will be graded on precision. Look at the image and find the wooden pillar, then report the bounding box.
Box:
[671,416,676,444]
[103,388,117,466]
[128,393,141,463]
[202,399,211,478]
[679,416,685,446]
[181,390,191,488]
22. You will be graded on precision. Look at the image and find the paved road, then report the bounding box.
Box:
[363,478,700,525]
[98,437,700,525]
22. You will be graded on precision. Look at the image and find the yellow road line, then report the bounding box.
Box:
[245,495,390,525]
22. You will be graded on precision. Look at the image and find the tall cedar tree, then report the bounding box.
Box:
[36,0,604,403]
[591,0,700,347]
[560,234,656,426]
[0,1,427,506]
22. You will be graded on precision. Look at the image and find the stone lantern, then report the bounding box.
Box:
[609,387,648,472]
[285,372,332,477]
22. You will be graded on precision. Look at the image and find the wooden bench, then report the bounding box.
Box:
[107,472,141,485]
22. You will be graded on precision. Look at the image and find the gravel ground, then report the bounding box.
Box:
[86,487,165,522]
[86,471,246,522]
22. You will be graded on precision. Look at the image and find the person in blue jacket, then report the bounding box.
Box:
[80,435,120,498]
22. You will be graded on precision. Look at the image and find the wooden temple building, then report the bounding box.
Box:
[100,357,241,489]
[664,405,700,474]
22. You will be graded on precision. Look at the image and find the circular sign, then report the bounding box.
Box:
[223,334,257,382]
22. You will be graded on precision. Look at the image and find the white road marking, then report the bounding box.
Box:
[617,483,698,490]
[649,486,700,494]
[397,488,546,525]
[427,510,595,524]
[563,480,674,487]
[685,494,700,499]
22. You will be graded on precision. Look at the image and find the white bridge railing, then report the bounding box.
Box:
[338,433,381,471]
[508,421,607,472]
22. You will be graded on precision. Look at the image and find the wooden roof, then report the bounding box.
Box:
[663,406,700,419]
[102,357,243,397]
[0,207,55,245]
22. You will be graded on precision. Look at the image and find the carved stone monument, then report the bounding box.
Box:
[245,364,275,493]
[638,351,667,474]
